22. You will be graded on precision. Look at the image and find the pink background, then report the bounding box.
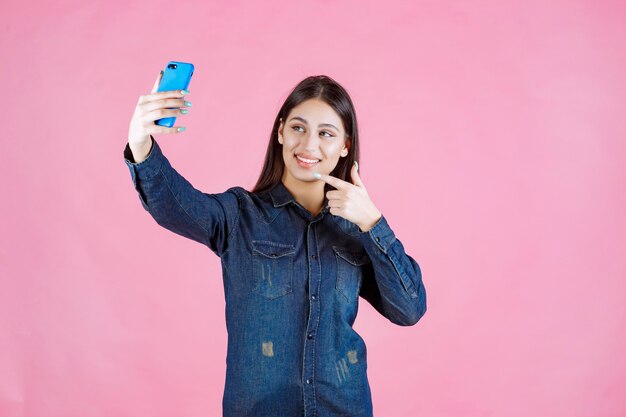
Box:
[1,1,625,416]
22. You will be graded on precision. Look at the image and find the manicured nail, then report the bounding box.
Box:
[354,161,359,171]
[181,89,190,95]
[313,172,321,179]
[180,109,189,114]
[184,101,192,107]
[177,127,186,132]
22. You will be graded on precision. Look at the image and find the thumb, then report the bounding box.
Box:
[351,161,365,188]
[151,70,163,94]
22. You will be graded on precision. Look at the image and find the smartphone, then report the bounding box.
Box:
[155,61,195,128]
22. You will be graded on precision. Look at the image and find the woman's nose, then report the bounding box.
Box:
[303,131,320,149]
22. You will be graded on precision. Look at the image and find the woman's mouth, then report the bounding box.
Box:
[295,154,321,168]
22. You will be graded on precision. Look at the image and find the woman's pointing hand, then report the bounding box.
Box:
[314,162,382,232]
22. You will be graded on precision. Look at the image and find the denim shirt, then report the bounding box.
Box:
[123,137,427,417]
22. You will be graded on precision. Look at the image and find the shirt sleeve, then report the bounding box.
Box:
[123,135,241,257]
[357,214,427,326]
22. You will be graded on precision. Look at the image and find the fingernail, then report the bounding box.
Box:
[313,172,321,179]
[180,109,189,114]
[354,161,359,171]
[181,89,190,95]
[177,127,186,132]
[184,101,192,107]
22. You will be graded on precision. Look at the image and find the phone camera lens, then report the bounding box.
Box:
[168,64,178,69]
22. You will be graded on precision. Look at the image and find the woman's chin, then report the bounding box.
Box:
[286,170,321,183]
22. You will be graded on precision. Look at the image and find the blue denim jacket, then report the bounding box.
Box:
[123,137,427,417]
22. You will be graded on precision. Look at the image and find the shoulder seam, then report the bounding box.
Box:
[219,186,244,257]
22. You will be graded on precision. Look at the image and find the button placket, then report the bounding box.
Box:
[303,221,321,414]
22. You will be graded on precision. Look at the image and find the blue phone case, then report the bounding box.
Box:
[155,61,194,128]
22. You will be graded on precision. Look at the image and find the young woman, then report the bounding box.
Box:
[124,74,427,417]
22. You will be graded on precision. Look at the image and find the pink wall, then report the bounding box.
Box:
[1,1,625,416]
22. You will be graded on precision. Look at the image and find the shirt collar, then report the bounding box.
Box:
[269,181,329,213]
[269,181,294,207]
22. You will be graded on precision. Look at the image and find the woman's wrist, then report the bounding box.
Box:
[128,136,154,164]
[358,211,382,232]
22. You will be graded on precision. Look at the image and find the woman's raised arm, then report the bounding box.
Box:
[123,72,240,256]
[123,136,240,257]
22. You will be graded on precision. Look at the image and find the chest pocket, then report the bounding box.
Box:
[251,240,295,300]
[333,246,371,303]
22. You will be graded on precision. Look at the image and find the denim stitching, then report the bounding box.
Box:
[159,166,209,240]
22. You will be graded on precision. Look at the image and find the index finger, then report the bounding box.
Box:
[315,173,350,190]
[139,85,187,106]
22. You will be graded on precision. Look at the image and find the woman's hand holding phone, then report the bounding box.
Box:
[127,70,191,162]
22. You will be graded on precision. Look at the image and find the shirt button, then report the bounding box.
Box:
[311,295,316,300]
[311,254,317,260]
[307,333,313,339]
[306,379,311,384]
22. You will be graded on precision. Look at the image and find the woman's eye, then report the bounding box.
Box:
[291,126,333,137]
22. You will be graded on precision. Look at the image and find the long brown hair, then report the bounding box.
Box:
[250,75,360,195]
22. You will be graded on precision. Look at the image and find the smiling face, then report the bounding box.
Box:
[277,98,350,187]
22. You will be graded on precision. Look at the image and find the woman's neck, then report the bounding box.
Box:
[282,175,325,216]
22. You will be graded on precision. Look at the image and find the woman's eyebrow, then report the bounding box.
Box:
[288,116,339,131]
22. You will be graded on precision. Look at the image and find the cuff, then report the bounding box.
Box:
[123,136,163,182]
[358,214,397,254]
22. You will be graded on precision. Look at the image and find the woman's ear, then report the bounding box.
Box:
[278,118,283,144]
[340,137,351,157]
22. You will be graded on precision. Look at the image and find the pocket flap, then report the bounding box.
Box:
[252,240,296,258]
[332,246,371,266]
